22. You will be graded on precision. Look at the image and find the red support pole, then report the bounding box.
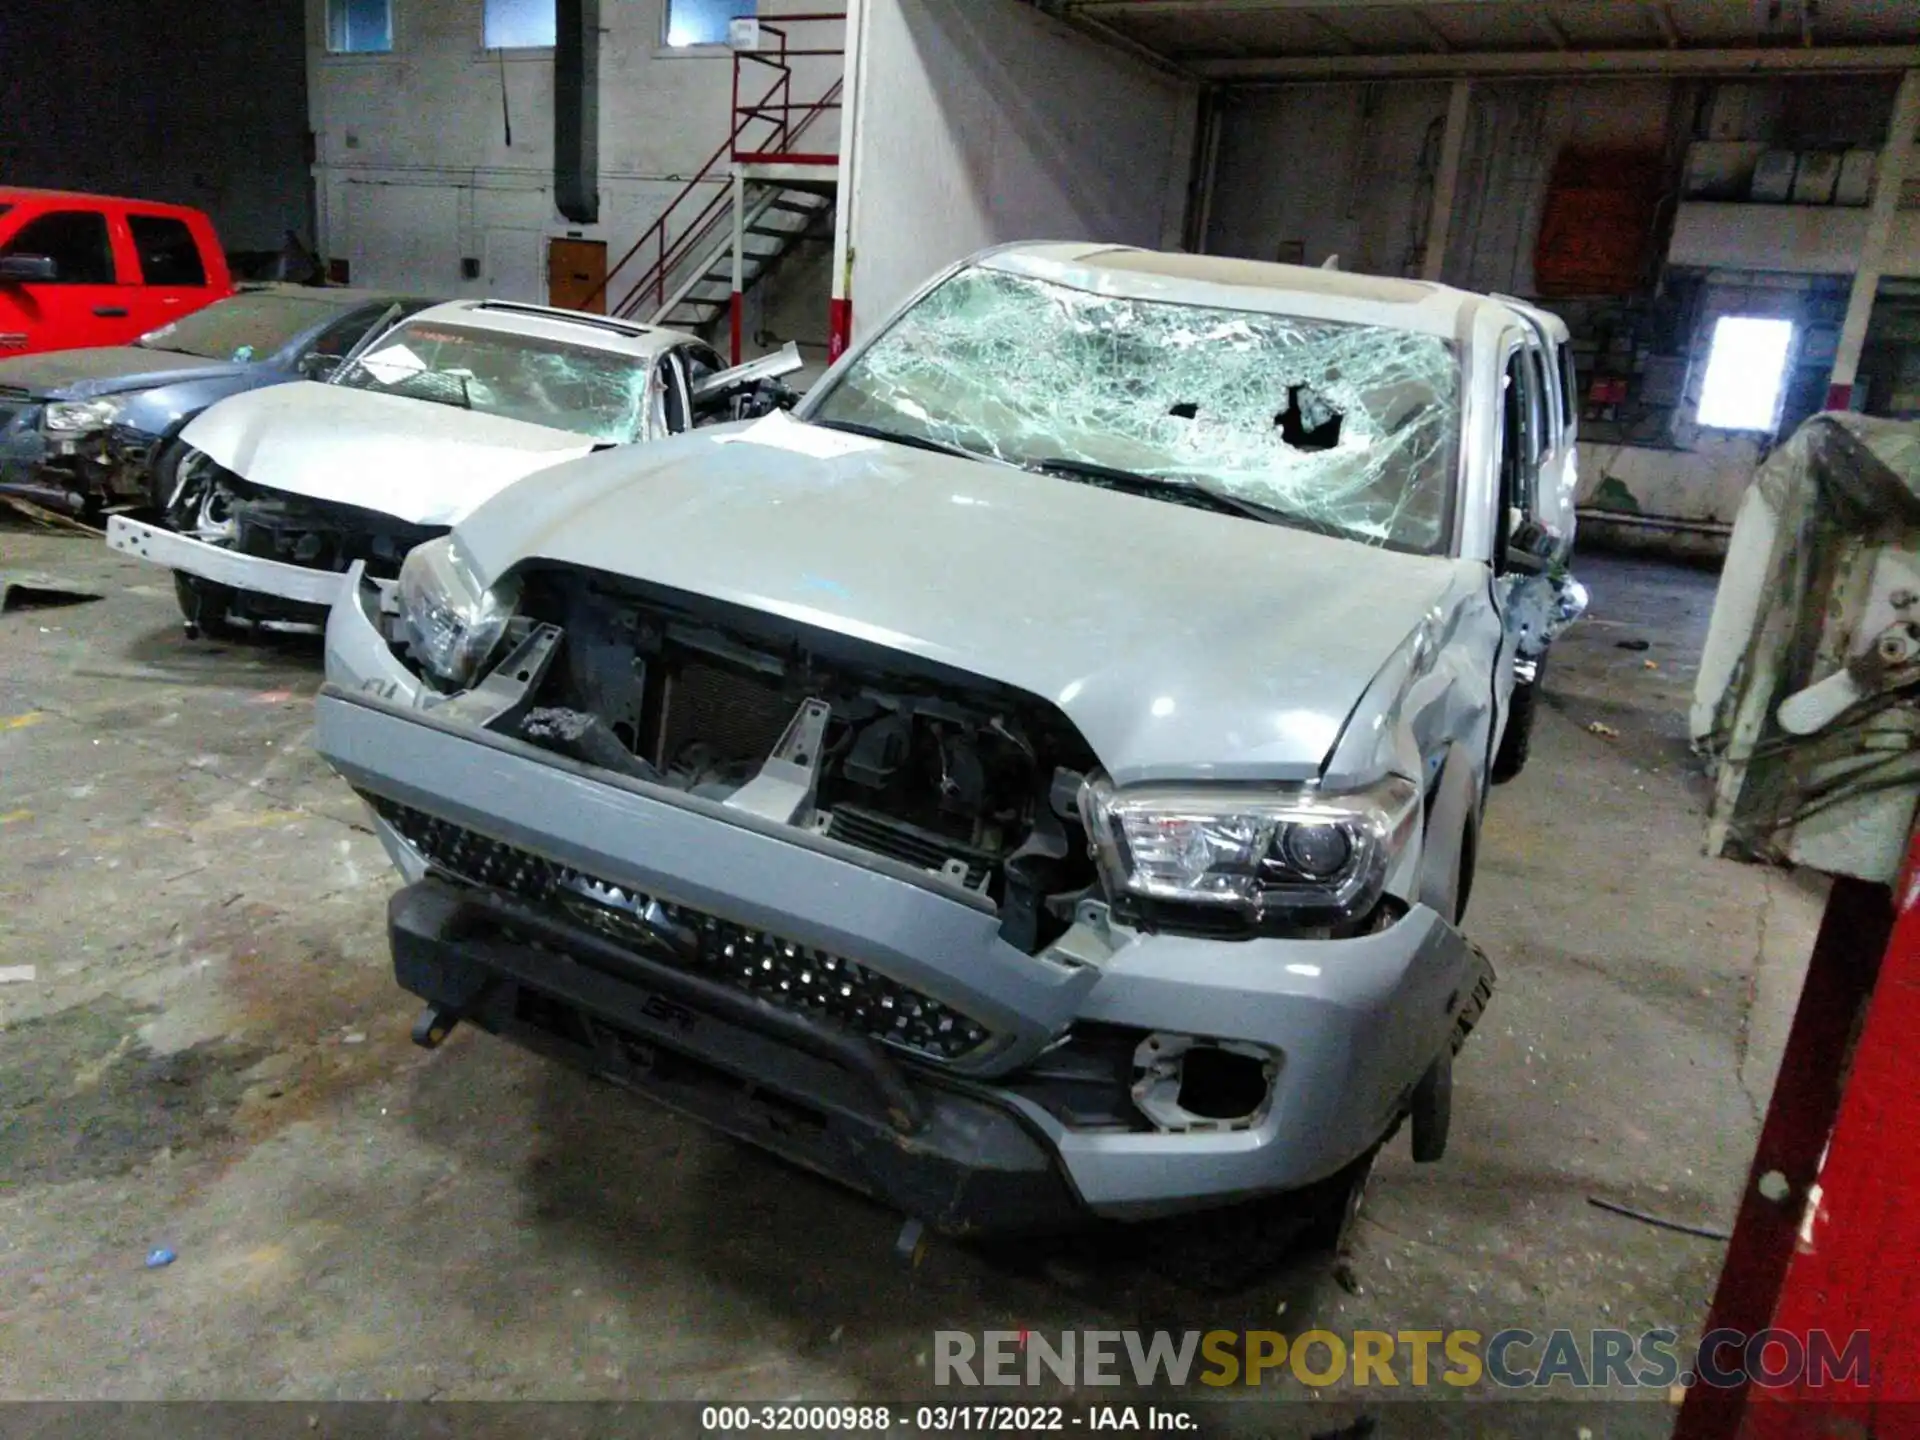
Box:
[1674,827,1920,1440]
[1743,844,1920,1432]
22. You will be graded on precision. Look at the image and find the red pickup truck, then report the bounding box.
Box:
[0,189,233,356]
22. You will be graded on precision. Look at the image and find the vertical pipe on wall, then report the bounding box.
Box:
[1421,78,1473,282]
[1827,67,1920,410]
[730,166,747,365]
[828,0,871,359]
[553,0,601,225]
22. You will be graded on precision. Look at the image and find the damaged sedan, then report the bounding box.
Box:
[313,244,1584,1240]
[0,285,433,516]
[105,299,798,634]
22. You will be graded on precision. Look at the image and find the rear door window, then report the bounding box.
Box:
[128,215,207,286]
[1527,343,1556,451]
[2,210,116,284]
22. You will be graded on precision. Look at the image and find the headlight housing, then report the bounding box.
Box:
[44,396,125,434]
[1078,773,1421,926]
[396,536,519,689]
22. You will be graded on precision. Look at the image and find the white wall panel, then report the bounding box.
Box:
[844,0,1199,336]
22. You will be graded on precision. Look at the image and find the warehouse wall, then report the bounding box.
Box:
[1207,73,1917,551]
[1207,77,1678,294]
[1,0,311,252]
[306,0,840,326]
[842,0,1199,337]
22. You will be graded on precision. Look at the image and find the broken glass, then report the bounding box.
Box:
[334,320,657,442]
[810,265,1462,552]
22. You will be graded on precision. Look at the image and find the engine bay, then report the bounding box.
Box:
[499,567,1104,954]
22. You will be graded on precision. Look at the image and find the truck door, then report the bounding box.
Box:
[0,206,125,354]
[124,212,216,338]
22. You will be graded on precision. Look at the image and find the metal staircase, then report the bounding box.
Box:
[585,14,844,361]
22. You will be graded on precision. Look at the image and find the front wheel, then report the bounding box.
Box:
[1492,653,1544,783]
[173,572,234,638]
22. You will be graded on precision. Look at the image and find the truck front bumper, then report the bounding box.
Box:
[107,515,348,607]
[317,577,1494,1226]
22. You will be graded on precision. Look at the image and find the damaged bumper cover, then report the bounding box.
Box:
[317,573,1495,1226]
[106,515,350,607]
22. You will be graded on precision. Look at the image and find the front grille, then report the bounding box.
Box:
[371,797,994,1063]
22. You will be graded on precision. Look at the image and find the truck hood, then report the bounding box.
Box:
[182,383,600,527]
[0,346,243,398]
[456,414,1470,783]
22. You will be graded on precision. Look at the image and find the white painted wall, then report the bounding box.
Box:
[842,0,1199,337]
[307,0,842,314]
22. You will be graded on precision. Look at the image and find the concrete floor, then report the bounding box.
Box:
[0,526,1826,1432]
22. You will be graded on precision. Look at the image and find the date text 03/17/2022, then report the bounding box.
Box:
[699,1403,1197,1432]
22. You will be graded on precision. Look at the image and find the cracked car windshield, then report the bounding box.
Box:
[333,321,655,442]
[135,292,354,360]
[809,264,1461,552]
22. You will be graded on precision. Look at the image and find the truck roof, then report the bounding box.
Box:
[978,241,1534,341]
[395,299,706,361]
[0,186,212,218]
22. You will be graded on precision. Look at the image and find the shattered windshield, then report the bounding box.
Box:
[332,320,657,442]
[136,291,352,361]
[808,264,1461,553]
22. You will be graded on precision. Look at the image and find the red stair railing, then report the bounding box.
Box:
[584,12,845,321]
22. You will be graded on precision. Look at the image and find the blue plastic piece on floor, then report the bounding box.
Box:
[145,1248,176,1269]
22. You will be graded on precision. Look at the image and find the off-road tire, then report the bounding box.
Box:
[1492,659,1543,782]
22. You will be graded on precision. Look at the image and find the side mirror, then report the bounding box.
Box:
[0,253,58,283]
[299,352,343,380]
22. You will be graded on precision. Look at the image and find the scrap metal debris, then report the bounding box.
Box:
[4,574,104,612]
[0,493,102,535]
[1587,1195,1731,1242]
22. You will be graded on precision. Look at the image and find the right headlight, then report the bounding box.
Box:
[396,535,519,689]
[1078,773,1421,925]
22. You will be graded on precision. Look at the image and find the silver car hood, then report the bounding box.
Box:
[181,383,599,527]
[456,416,1471,783]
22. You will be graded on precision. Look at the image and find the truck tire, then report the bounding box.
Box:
[147,437,189,515]
[173,572,234,638]
[1492,655,1545,783]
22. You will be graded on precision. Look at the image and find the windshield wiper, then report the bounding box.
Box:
[810,418,990,463]
[1025,456,1305,528]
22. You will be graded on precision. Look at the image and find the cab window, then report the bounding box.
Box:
[2,210,116,284]
[1527,343,1556,450]
[1501,348,1541,515]
[128,215,207,286]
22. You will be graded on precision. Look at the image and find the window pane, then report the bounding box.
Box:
[1697,316,1794,431]
[666,0,756,47]
[328,0,392,53]
[129,215,206,287]
[2,211,115,285]
[486,0,556,49]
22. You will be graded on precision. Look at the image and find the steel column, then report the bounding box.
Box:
[1827,68,1920,410]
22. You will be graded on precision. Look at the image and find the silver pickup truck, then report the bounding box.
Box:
[312,244,1583,1239]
